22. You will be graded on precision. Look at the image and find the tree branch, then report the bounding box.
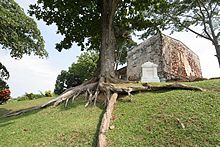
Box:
[217,32,220,38]
[167,14,211,41]
[186,27,211,40]
[182,14,199,21]
[0,62,10,80]
[198,0,220,46]
[210,2,218,16]
[196,0,214,42]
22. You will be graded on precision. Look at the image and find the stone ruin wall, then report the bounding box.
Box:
[161,35,202,80]
[127,34,202,81]
[127,34,164,81]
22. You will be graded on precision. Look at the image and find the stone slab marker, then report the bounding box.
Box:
[141,62,160,82]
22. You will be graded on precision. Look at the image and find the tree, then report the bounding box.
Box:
[115,37,137,70]
[2,0,178,113]
[25,0,170,106]
[156,0,220,67]
[0,62,9,80]
[0,0,47,79]
[29,0,168,80]
[54,51,98,95]
[3,2,207,146]
[6,2,204,145]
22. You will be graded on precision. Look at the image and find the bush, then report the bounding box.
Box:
[44,90,52,97]
[0,89,11,104]
[17,92,44,101]
[0,79,11,104]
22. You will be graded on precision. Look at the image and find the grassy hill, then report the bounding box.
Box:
[0,79,220,146]
[0,98,104,146]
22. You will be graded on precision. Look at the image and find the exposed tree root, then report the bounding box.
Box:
[2,82,98,117]
[108,83,203,96]
[148,83,204,91]
[98,93,118,147]
[1,78,204,147]
[1,105,42,117]
[2,81,203,118]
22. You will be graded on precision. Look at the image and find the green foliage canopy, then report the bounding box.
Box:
[29,0,167,52]
[160,0,220,41]
[0,62,9,80]
[152,0,220,66]
[0,0,47,58]
[0,0,47,79]
[0,78,9,91]
[54,51,98,94]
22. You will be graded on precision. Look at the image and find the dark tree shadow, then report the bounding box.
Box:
[0,98,106,146]
[59,98,89,111]
[0,108,12,116]
[0,108,41,127]
[58,98,106,146]
[91,105,105,147]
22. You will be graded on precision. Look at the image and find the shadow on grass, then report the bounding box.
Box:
[0,108,41,127]
[0,108,16,127]
[0,97,107,146]
[91,104,106,147]
[0,97,86,125]
[59,98,89,111]
[59,97,105,112]
[148,89,180,93]
[0,99,87,128]
[0,108,12,116]
[59,98,106,146]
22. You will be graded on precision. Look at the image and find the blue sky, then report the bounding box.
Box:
[1,0,220,97]
[1,0,81,97]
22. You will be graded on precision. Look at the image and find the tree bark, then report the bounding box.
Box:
[99,0,118,80]
[98,93,118,147]
[214,44,220,67]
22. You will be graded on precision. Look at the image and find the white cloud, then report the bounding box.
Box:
[2,0,218,99]
[0,52,59,97]
[0,0,79,98]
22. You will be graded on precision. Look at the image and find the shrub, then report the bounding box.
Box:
[0,89,11,104]
[17,92,44,101]
[0,79,11,104]
[25,93,43,100]
[44,90,52,97]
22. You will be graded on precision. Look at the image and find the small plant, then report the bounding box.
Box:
[44,90,52,97]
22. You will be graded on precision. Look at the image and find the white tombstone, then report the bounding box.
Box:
[141,62,160,82]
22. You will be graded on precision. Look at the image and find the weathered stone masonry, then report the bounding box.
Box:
[127,34,202,81]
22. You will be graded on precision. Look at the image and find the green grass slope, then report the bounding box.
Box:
[107,79,220,146]
[0,97,104,146]
[0,79,219,146]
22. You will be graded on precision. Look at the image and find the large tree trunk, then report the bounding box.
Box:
[214,44,220,67]
[99,0,118,80]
